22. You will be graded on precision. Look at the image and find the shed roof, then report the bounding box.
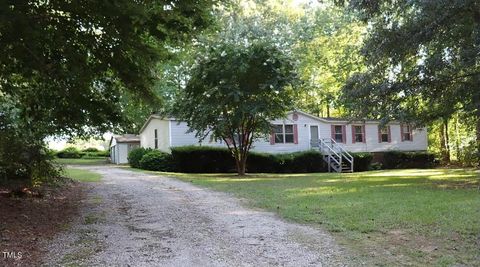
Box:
[110,134,140,147]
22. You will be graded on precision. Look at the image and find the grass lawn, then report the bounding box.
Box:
[64,168,102,182]
[156,168,480,266]
[55,157,109,165]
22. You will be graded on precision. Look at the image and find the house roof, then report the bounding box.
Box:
[110,134,140,147]
[138,110,398,135]
[138,114,177,134]
[287,110,398,124]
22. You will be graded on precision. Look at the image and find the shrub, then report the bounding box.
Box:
[139,150,173,171]
[246,152,279,173]
[351,152,373,172]
[128,147,152,168]
[370,162,382,170]
[170,146,326,173]
[56,147,82,158]
[457,141,480,168]
[82,150,109,158]
[383,151,436,169]
[82,147,99,152]
[170,146,235,173]
[290,151,327,173]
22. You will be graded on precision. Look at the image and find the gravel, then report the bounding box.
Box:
[44,166,351,266]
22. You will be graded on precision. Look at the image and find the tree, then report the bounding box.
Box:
[295,6,365,117]
[0,0,217,137]
[174,41,298,175]
[337,0,480,157]
[0,1,218,182]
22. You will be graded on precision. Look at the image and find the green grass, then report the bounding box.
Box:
[55,157,108,165]
[153,168,480,266]
[64,168,102,182]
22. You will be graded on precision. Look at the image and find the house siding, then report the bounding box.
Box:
[251,113,319,153]
[140,119,170,152]
[170,120,224,148]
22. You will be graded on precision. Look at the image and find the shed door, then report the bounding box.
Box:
[310,125,319,147]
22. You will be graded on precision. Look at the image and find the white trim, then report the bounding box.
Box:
[168,120,173,147]
[287,110,402,125]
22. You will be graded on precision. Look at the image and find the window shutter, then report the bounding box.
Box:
[387,126,392,143]
[362,125,366,143]
[352,125,356,143]
[400,125,405,142]
[293,124,298,144]
[342,125,346,143]
[378,125,382,143]
[331,125,335,140]
[270,131,275,145]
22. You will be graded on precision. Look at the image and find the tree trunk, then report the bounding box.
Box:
[440,121,447,163]
[454,116,460,160]
[475,93,480,160]
[476,112,480,159]
[441,119,450,163]
[237,156,246,176]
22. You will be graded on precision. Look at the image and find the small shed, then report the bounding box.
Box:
[109,134,140,164]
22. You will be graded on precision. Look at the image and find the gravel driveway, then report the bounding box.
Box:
[45,166,351,266]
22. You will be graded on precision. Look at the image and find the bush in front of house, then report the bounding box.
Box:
[292,151,328,172]
[128,147,153,168]
[275,151,327,173]
[56,147,82,158]
[246,152,279,173]
[139,150,173,171]
[351,152,373,172]
[170,146,327,173]
[383,151,437,169]
[170,146,235,173]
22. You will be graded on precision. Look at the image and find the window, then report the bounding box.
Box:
[333,125,344,143]
[273,124,294,144]
[378,126,390,143]
[401,125,412,141]
[154,129,158,149]
[353,125,365,143]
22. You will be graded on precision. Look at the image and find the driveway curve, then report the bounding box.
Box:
[46,166,351,266]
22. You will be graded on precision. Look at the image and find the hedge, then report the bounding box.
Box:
[351,152,373,172]
[81,150,109,158]
[128,147,153,168]
[56,147,82,158]
[383,151,437,169]
[164,146,328,173]
[170,146,235,173]
[139,150,173,171]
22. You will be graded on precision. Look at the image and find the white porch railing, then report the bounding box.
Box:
[311,138,354,173]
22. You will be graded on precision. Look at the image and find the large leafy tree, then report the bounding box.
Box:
[0,0,218,182]
[174,41,298,175]
[0,0,217,137]
[295,7,365,117]
[337,0,480,154]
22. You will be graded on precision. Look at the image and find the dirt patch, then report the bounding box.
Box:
[0,182,85,267]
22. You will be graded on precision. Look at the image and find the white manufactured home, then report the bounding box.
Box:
[109,134,141,164]
[138,111,428,172]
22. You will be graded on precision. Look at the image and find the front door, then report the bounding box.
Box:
[310,125,319,148]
